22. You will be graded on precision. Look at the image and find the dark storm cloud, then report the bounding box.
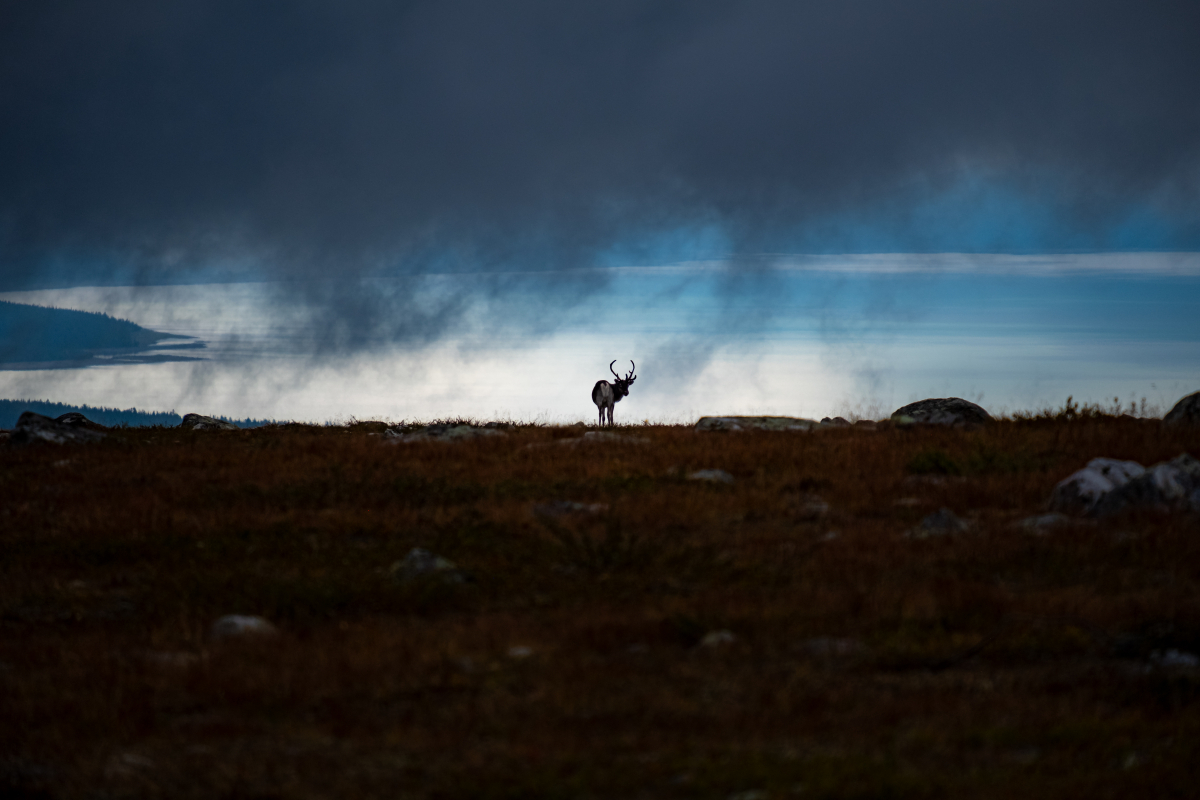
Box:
[2,0,1198,301]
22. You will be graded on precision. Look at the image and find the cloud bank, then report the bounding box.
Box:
[2,1,1198,348]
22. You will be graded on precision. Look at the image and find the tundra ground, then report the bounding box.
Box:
[2,416,1199,798]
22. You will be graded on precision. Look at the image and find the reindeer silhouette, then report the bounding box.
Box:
[592,360,636,426]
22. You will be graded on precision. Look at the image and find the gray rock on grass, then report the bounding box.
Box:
[180,413,239,431]
[1164,391,1200,426]
[1049,453,1200,517]
[688,469,735,484]
[695,416,817,432]
[390,547,465,583]
[891,398,992,426]
[1016,513,1072,534]
[386,423,505,443]
[211,615,277,639]
[9,411,106,445]
[533,500,608,518]
[1049,458,1145,515]
[907,507,970,538]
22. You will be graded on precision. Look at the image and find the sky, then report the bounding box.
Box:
[1,2,1198,422]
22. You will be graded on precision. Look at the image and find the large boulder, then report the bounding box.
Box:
[1049,454,1200,516]
[54,412,107,430]
[1164,392,1200,426]
[9,411,106,445]
[891,398,992,426]
[695,416,817,432]
[179,413,239,431]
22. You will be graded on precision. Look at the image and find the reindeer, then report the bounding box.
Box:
[592,360,636,426]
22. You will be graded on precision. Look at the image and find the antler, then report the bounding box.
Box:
[626,360,636,382]
[609,360,620,380]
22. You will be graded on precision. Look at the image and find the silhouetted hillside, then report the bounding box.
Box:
[0,300,202,366]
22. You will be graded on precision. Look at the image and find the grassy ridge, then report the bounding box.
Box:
[1,418,1199,797]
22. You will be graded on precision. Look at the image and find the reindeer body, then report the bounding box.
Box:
[592,360,636,425]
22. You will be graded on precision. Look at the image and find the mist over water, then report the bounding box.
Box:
[2,254,1197,423]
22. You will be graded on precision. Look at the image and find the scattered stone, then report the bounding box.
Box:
[390,547,465,583]
[180,413,239,431]
[210,615,277,639]
[907,507,970,538]
[9,411,106,445]
[507,646,534,659]
[1164,391,1200,426]
[105,752,155,779]
[699,629,737,647]
[533,500,608,518]
[789,494,829,520]
[819,416,852,427]
[53,412,107,430]
[890,398,993,426]
[1050,454,1200,516]
[1149,649,1200,669]
[800,637,870,659]
[695,416,817,432]
[386,423,505,442]
[581,430,648,444]
[1048,458,1145,515]
[688,469,735,484]
[1016,512,1072,534]
[143,651,201,668]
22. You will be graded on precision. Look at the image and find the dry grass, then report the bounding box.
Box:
[2,417,1199,798]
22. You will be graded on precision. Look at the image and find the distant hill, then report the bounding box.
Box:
[0,300,202,367]
[0,399,281,429]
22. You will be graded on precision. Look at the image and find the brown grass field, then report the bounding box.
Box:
[3,412,1200,799]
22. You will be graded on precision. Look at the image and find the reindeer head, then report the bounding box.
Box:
[609,360,637,398]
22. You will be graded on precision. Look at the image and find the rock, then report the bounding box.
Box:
[819,416,852,427]
[799,637,870,658]
[1093,454,1200,516]
[853,419,878,430]
[907,507,970,538]
[581,430,648,444]
[54,412,106,430]
[1016,512,1072,534]
[9,411,106,445]
[890,398,992,426]
[1049,454,1200,516]
[699,629,736,647]
[688,469,735,484]
[1149,649,1200,669]
[1164,391,1200,426]
[789,494,829,520]
[1048,458,1145,515]
[180,413,239,431]
[385,423,505,443]
[695,416,817,432]
[506,645,534,659]
[211,615,277,639]
[390,547,465,583]
[533,500,608,517]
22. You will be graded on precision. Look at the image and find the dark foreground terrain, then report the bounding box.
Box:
[3,415,1199,798]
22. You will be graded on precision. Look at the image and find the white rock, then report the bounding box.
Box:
[1049,458,1145,514]
[688,469,735,484]
[700,629,737,647]
[211,615,277,639]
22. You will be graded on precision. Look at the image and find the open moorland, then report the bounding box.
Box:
[3,411,1200,798]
